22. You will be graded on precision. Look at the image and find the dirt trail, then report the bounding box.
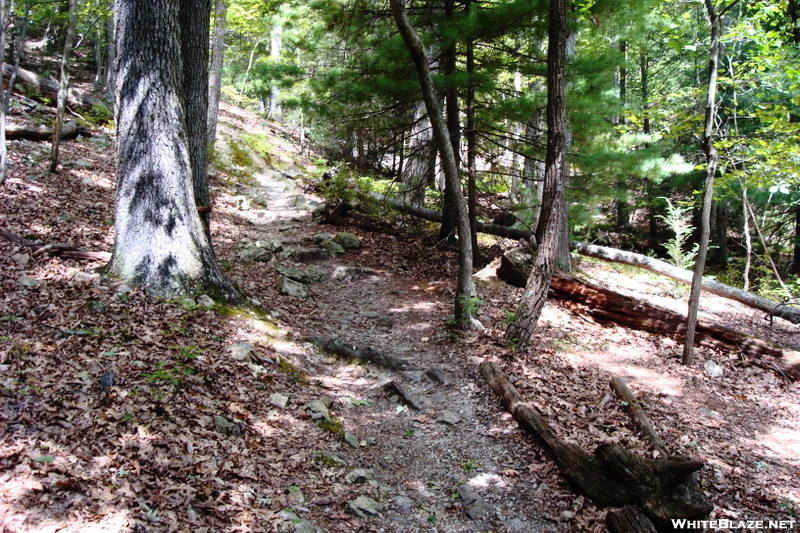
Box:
[212,124,568,532]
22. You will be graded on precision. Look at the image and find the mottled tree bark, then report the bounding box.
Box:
[110,0,239,301]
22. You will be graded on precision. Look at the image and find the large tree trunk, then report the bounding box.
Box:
[390,0,476,327]
[506,0,569,348]
[570,241,800,324]
[110,0,240,302]
[48,0,78,174]
[207,0,227,145]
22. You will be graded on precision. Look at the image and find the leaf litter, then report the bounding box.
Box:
[0,104,798,533]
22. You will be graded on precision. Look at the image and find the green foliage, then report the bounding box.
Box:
[657,198,698,269]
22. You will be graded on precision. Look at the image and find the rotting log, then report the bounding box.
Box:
[548,272,800,381]
[6,121,80,141]
[2,62,107,111]
[479,361,711,530]
[497,250,800,380]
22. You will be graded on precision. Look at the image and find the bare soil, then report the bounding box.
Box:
[0,103,798,533]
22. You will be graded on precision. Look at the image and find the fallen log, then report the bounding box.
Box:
[479,361,711,531]
[548,272,800,380]
[2,62,108,111]
[365,191,534,241]
[304,336,421,371]
[6,121,80,141]
[365,193,798,324]
[610,377,669,459]
[0,227,111,261]
[570,241,800,325]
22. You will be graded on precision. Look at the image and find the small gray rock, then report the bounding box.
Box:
[348,496,383,518]
[213,415,242,436]
[334,232,362,250]
[277,266,309,284]
[313,233,332,244]
[320,240,346,256]
[343,432,360,448]
[436,411,461,425]
[457,485,491,520]
[704,360,723,378]
[269,393,290,408]
[239,247,273,262]
[18,274,40,288]
[282,247,333,262]
[197,294,215,308]
[306,400,332,423]
[345,468,374,484]
[425,368,448,384]
[393,496,414,510]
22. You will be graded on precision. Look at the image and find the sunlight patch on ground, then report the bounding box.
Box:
[757,425,800,463]
[389,301,438,313]
[468,472,507,488]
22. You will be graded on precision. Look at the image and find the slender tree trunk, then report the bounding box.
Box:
[110,0,239,302]
[389,0,476,327]
[48,0,78,174]
[207,0,226,145]
[684,0,739,365]
[437,0,460,244]
[179,0,212,236]
[0,0,6,186]
[506,0,569,348]
[615,41,629,230]
[268,23,283,122]
[466,0,479,264]
[104,12,115,102]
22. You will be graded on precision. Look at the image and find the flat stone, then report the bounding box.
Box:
[18,274,40,288]
[277,266,309,284]
[393,495,414,510]
[313,233,332,244]
[348,496,383,518]
[436,411,461,425]
[213,415,242,436]
[320,240,346,255]
[457,485,491,520]
[277,277,308,298]
[11,253,30,265]
[345,468,374,484]
[227,342,257,362]
[425,368,448,384]
[239,246,273,262]
[282,247,333,262]
[269,393,290,408]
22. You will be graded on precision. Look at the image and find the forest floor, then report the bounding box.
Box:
[0,101,799,533]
